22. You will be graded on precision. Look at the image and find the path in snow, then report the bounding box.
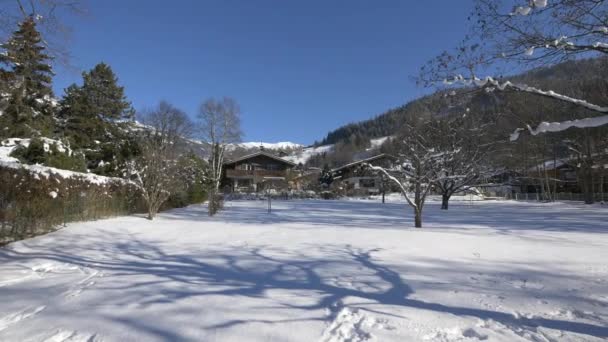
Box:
[0,199,607,341]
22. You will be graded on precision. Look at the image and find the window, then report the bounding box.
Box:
[360,178,375,188]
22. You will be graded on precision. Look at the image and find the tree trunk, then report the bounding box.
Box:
[414,209,422,228]
[147,204,156,220]
[441,194,450,210]
[382,191,385,204]
[582,166,594,205]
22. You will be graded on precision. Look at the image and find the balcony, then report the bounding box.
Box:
[226,169,287,179]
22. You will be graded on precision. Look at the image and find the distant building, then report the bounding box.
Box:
[222,151,296,193]
[290,167,322,191]
[477,169,525,197]
[331,154,398,196]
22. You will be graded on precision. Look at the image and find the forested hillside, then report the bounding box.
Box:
[318,57,608,147]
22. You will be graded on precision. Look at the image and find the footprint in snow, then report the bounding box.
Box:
[41,329,100,342]
[0,305,46,332]
[321,303,394,342]
[63,270,103,299]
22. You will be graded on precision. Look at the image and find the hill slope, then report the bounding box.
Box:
[317,57,608,147]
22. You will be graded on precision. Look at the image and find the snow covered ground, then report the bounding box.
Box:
[0,198,607,341]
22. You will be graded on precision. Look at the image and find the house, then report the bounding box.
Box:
[525,160,580,193]
[477,169,525,197]
[290,167,322,191]
[331,154,398,196]
[222,151,296,193]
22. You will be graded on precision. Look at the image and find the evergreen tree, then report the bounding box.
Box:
[0,17,55,137]
[59,62,134,147]
[81,62,133,122]
[58,83,100,146]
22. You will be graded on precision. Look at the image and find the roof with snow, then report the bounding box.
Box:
[223,151,297,167]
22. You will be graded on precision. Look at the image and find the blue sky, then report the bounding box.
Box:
[53,1,473,144]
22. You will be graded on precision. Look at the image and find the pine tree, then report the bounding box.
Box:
[58,84,98,146]
[59,62,134,147]
[0,17,55,137]
[81,62,134,122]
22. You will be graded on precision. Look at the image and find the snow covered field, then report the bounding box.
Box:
[0,198,607,341]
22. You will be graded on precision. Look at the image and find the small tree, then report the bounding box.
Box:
[129,101,192,220]
[197,97,242,215]
[426,115,492,209]
[366,121,439,228]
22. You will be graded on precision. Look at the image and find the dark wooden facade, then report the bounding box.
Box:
[222,152,296,193]
[331,154,398,196]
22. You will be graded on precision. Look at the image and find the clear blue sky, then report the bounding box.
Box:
[53,1,473,145]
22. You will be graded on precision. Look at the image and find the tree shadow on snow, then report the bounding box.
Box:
[165,199,608,234]
[1,233,607,340]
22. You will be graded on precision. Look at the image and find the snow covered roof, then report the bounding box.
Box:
[223,151,296,167]
[527,159,576,172]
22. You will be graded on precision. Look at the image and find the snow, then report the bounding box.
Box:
[0,198,606,341]
[0,138,124,185]
[511,6,532,16]
[231,141,303,151]
[0,137,72,156]
[0,158,125,185]
[284,143,335,165]
[369,136,390,150]
[283,137,390,165]
[443,75,608,139]
[593,42,608,48]
[529,159,567,172]
[446,76,608,114]
[511,115,608,141]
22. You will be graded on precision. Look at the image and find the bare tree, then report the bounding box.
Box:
[420,0,608,138]
[426,114,494,209]
[197,97,242,215]
[128,101,193,220]
[0,0,87,65]
[366,121,439,228]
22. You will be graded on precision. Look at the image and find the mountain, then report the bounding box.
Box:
[315,57,608,149]
[229,142,303,151]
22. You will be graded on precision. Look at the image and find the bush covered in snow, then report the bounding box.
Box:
[0,163,208,244]
[9,138,87,172]
[0,166,142,244]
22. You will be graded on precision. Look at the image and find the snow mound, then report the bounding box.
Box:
[321,304,392,342]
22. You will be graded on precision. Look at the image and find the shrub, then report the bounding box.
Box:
[320,191,336,200]
[10,139,88,172]
[0,166,144,245]
[11,138,46,164]
[46,151,87,172]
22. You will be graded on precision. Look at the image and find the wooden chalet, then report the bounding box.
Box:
[331,154,398,195]
[222,151,296,193]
